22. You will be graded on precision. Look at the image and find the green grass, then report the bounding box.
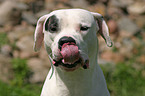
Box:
[0,58,41,96]
[0,81,41,96]
[101,61,145,96]
[11,58,32,87]
[0,32,9,47]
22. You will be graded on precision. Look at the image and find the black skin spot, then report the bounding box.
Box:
[45,15,59,33]
[83,65,87,69]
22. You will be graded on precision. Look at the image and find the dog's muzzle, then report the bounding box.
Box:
[52,36,89,71]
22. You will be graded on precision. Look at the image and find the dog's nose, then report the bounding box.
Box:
[58,36,76,50]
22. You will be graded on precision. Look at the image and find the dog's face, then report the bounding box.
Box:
[34,9,112,71]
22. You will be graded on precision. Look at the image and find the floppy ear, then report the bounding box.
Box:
[34,15,48,52]
[91,12,113,47]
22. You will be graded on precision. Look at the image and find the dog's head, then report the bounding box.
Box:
[34,9,112,71]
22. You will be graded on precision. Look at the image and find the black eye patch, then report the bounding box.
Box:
[45,15,59,33]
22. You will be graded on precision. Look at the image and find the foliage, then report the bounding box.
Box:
[0,58,41,96]
[101,61,145,96]
[11,58,32,87]
[0,81,41,96]
[0,33,9,47]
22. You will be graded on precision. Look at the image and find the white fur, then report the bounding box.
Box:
[34,9,112,96]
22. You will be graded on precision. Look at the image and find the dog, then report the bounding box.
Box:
[34,9,113,96]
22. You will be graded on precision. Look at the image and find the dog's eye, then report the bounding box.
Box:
[80,26,90,31]
[49,24,58,32]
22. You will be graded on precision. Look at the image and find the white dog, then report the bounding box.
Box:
[34,9,113,96]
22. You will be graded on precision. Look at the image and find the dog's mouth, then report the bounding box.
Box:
[53,58,81,69]
[52,42,89,71]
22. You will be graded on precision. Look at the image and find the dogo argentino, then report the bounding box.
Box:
[34,9,113,96]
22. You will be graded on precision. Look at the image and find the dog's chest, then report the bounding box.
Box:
[47,81,92,96]
[41,70,106,96]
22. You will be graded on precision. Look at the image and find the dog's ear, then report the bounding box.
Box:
[91,12,113,47]
[34,15,48,52]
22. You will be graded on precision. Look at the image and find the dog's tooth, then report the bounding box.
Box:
[53,60,59,66]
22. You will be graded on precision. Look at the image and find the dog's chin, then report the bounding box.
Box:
[53,59,82,71]
[60,64,80,71]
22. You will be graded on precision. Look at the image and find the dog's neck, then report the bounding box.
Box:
[53,55,99,95]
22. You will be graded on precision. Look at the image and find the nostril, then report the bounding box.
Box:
[58,36,76,50]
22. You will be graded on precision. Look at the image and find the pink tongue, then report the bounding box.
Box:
[60,43,79,64]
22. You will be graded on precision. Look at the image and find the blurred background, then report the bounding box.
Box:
[0,0,145,96]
